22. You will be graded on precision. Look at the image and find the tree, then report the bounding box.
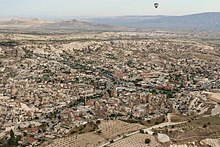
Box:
[166,91,174,98]
[153,132,158,136]
[23,132,28,136]
[97,130,102,135]
[145,138,151,144]
[140,129,145,134]
[155,121,160,125]
[151,89,158,95]
[7,129,17,146]
[9,129,15,139]
[96,120,101,125]
[203,124,208,128]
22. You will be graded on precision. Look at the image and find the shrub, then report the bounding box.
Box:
[153,132,158,136]
[97,130,102,134]
[96,120,101,125]
[155,121,160,125]
[203,124,208,128]
[145,138,151,144]
[110,139,114,143]
[140,129,145,134]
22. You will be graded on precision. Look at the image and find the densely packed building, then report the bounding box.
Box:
[0,32,219,146]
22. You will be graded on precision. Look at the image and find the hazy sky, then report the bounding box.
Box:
[0,0,220,18]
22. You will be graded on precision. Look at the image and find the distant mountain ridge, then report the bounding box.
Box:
[0,18,129,31]
[1,12,220,32]
[85,12,220,31]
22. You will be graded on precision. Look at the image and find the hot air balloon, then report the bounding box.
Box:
[154,2,159,8]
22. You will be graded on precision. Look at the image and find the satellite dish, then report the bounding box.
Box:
[154,2,159,8]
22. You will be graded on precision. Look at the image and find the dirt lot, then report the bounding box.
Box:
[158,115,220,145]
[203,92,220,103]
[169,114,190,122]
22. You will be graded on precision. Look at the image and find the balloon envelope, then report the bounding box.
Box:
[154,3,159,8]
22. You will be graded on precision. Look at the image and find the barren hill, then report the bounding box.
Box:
[0,18,129,31]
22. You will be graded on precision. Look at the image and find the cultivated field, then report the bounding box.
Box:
[99,120,146,140]
[44,120,146,147]
[44,132,105,147]
[109,133,162,147]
